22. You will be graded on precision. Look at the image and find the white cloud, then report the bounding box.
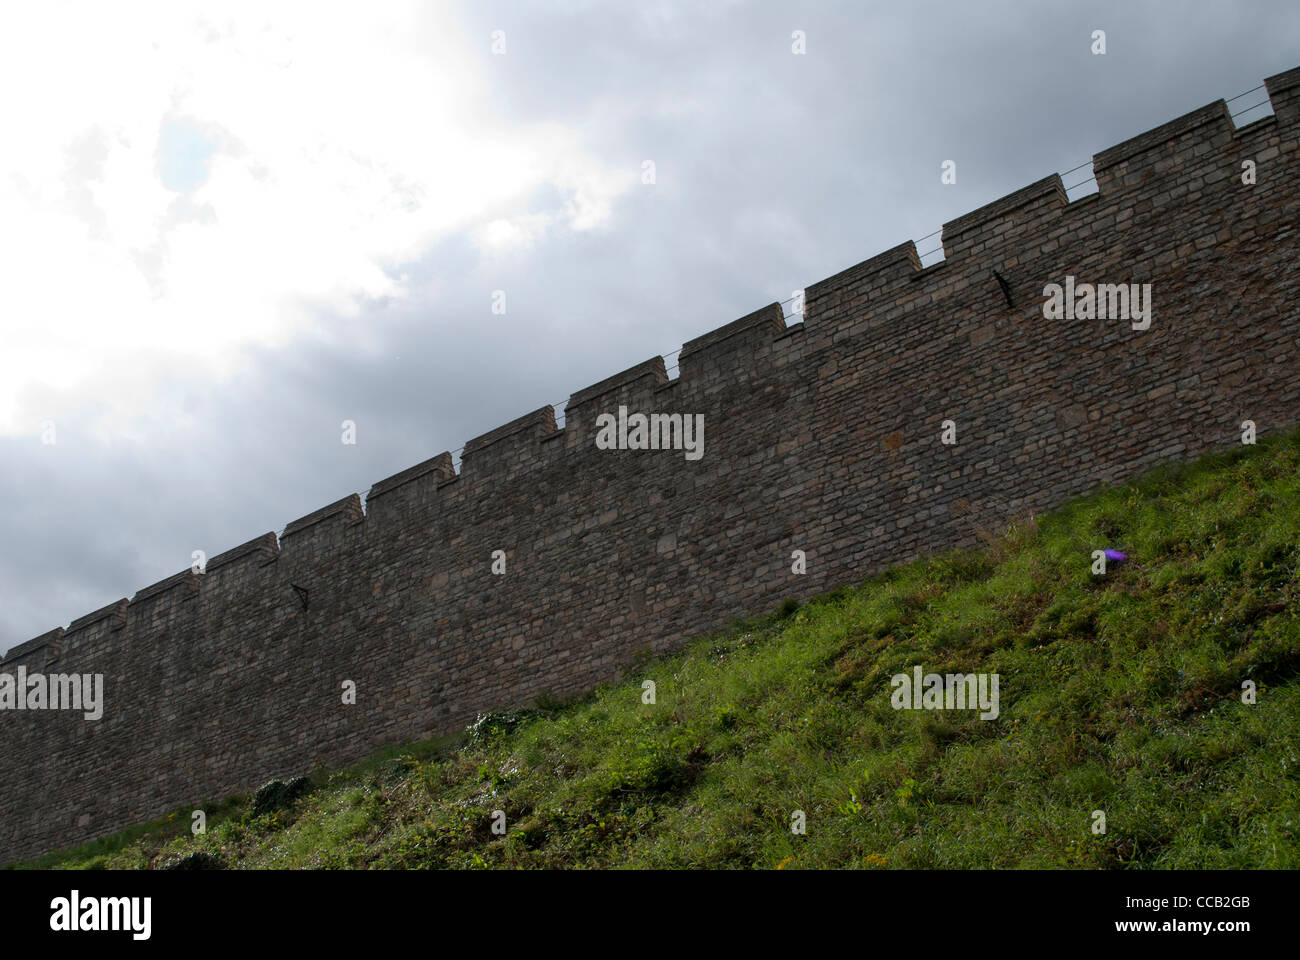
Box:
[0,0,632,435]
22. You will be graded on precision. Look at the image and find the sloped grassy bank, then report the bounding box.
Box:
[14,429,1300,870]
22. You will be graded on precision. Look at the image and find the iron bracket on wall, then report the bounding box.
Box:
[992,269,1013,308]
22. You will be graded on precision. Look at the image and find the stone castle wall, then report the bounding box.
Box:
[3,67,1298,862]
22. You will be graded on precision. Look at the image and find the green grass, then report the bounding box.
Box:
[13,429,1300,869]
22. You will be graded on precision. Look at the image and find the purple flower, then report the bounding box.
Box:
[1104,549,1127,564]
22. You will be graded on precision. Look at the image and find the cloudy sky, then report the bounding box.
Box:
[1,0,1296,651]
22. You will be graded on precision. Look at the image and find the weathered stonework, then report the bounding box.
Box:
[3,68,1299,862]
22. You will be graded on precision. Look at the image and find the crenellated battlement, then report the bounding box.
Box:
[131,569,200,609]
[460,407,559,478]
[9,68,1296,664]
[5,68,1300,863]
[1093,102,1233,189]
[2,627,65,670]
[207,532,281,573]
[366,453,458,526]
[566,357,669,427]
[1265,66,1300,123]
[804,241,924,332]
[677,303,787,380]
[941,175,1069,263]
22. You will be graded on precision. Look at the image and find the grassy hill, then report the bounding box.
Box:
[13,429,1300,870]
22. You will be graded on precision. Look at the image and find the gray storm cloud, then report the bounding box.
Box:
[3,0,1297,650]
